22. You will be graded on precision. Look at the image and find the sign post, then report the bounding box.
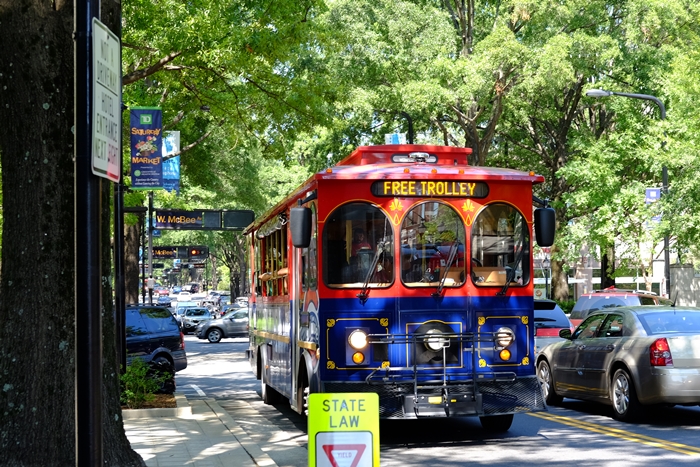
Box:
[308,393,380,467]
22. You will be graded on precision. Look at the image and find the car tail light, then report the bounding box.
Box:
[179,331,186,350]
[535,328,562,337]
[650,338,673,367]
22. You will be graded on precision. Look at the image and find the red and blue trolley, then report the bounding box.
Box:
[245,144,555,431]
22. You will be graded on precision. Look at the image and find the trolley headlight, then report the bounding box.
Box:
[348,330,368,350]
[425,329,449,351]
[495,327,515,348]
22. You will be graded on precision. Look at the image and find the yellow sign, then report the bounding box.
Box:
[308,393,380,467]
[371,180,489,198]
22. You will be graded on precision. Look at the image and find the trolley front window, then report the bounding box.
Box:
[323,203,394,287]
[471,203,529,287]
[400,202,465,286]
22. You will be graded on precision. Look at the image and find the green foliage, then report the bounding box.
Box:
[557,300,576,315]
[120,358,171,409]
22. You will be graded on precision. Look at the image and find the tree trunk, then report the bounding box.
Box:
[0,1,145,464]
[601,248,616,289]
[125,221,143,304]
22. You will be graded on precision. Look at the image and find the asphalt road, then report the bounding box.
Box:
[175,335,700,467]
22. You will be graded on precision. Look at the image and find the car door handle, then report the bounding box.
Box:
[577,345,586,351]
[606,344,615,351]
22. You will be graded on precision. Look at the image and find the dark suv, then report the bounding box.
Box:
[126,305,187,372]
[569,287,661,327]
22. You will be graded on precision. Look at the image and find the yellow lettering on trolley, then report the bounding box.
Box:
[370,180,488,198]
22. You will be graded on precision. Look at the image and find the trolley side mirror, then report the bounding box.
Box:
[290,207,312,248]
[534,206,555,247]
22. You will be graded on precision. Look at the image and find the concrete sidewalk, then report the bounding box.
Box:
[124,394,279,467]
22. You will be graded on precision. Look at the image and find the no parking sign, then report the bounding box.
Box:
[308,393,380,467]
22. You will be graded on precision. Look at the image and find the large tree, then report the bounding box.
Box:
[0,0,145,465]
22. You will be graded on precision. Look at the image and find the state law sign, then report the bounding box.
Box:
[91,18,121,182]
[308,393,379,467]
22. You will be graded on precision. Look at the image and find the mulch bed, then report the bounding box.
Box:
[122,393,177,410]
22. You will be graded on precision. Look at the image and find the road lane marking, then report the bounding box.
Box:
[191,384,206,396]
[528,412,700,456]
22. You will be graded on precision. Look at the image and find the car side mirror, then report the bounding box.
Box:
[559,328,572,339]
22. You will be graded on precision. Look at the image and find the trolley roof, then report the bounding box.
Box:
[244,145,544,234]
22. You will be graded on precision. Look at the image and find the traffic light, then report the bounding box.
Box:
[189,246,209,259]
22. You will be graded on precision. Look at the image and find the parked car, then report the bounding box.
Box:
[569,287,663,327]
[157,296,173,307]
[177,291,193,302]
[125,305,187,373]
[179,307,213,334]
[534,299,572,353]
[536,306,700,421]
[195,309,249,343]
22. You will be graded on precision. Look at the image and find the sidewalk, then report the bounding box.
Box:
[124,393,279,467]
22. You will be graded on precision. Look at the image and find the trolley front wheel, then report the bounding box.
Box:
[479,414,514,433]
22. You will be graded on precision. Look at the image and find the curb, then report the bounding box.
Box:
[121,392,191,419]
[202,398,279,467]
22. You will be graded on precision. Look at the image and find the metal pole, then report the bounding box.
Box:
[141,213,146,304]
[148,191,154,304]
[74,0,103,463]
[586,89,670,297]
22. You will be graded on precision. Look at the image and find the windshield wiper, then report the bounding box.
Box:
[357,242,385,305]
[432,242,461,299]
[498,229,525,296]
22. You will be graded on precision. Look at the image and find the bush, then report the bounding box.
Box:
[120,358,173,409]
[557,300,576,315]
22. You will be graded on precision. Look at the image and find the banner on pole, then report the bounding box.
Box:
[162,131,181,195]
[130,107,163,189]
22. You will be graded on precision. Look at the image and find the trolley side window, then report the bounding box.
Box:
[400,202,466,287]
[471,203,530,287]
[257,226,288,297]
[322,202,394,287]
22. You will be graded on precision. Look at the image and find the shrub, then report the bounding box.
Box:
[120,358,172,409]
[557,300,576,315]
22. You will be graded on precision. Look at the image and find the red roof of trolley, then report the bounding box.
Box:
[321,145,545,182]
[243,144,545,234]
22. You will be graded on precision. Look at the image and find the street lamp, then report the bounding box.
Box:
[543,256,551,300]
[586,88,670,297]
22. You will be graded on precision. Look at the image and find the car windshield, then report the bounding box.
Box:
[187,309,209,317]
[570,296,635,318]
[639,311,700,334]
[534,309,571,328]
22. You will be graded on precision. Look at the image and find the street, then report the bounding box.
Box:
[175,335,700,467]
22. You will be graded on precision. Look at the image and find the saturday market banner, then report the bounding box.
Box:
[130,107,163,189]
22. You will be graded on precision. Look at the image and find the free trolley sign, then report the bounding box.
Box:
[308,393,379,467]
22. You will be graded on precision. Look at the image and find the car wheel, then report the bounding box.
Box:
[537,359,563,406]
[207,328,223,343]
[479,414,514,432]
[611,368,642,422]
[150,357,175,394]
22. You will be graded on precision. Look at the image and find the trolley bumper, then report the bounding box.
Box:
[365,331,517,417]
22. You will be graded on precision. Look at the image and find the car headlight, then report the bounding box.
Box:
[495,327,515,348]
[424,329,449,351]
[348,330,368,350]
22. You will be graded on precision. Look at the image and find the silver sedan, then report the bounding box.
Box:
[536,306,700,422]
[195,309,249,343]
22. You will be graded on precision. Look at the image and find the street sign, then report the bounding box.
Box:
[91,18,121,182]
[308,393,379,467]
